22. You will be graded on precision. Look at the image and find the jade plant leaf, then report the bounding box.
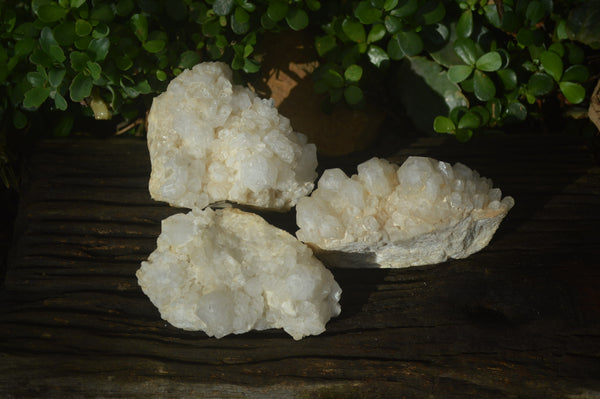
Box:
[476,51,502,72]
[286,8,309,31]
[473,70,495,101]
[559,81,586,104]
[344,85,364,105]
[456,9,473,38]
[454,38,478,66]
[23,86,51,108]
[540,50,563,81]
[447,64,473,83]
[562,65,589,83]
[527,72,554,96]
[433,115,455,133]
[342,18,367,43]
[397,30,423,56]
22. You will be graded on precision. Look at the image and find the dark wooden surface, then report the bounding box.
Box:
[1,136,599,398]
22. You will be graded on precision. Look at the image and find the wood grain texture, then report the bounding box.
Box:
[1,136,599,398]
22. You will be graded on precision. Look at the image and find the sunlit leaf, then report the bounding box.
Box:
[433,115,455,133]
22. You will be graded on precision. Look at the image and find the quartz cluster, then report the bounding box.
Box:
[296,157,515,268]
[139,62,340,340]
[147,62,317,212]
[137,208,341,340]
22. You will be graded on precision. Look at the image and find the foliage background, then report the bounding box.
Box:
[0,0,599,189]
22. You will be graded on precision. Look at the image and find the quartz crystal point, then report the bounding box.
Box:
[296,157,515,268]
[147,62,318,211]
[137,207,342,340]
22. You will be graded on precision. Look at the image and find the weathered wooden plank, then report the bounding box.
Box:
[1,135,599,398]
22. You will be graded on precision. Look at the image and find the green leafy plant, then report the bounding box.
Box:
[0,0,598,187]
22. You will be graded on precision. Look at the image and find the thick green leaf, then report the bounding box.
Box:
[457,110,481,129]
[516,28,534,47]
[562,65,589,83]
[433,115,455,133]
[143,39,165,53]
[76,19,92,37]
[456,9,473,38]
[231,12,250,34]
[213,0,234,16]
[315,35,337,57]
[354,1,382,24]
[179,51,201,69]
[90,4,115,22]
[88,37,110,61]
[306,0,321,11]
[27,70,47,87]
[86,61,102,80]
[116,54,133,71]
[323,68,344,88]
[548,42,565,58]
[15,38,36,58]
[525,1,545,25]
[471,106,490,126]
[506,101,527,121]
[473,70,495,101]
[419,0,445,25]
[391,0,418,17]
[71,0,87,8]
[39,26,58,54]
[344,64,363,82]
[455,128,473,142]
[367,24,386,43]
[267,1,288,22]
[286,8,309,31]
[447,65,473,83]
[540,50,563,82]
[53,22,77,45]
[260,13,276,29]
[243,58,260,73]
[496,69,517,90]
[559,81,585,104]
[384,15,403,34]
[234,6,250,23]
[70,51,90,71]
[70,72,93,101]
[344,85,364,105]
[23,86,51,108]
[116,0,134,15]
[130,14,148,43]
[367,45,389,67]
[476,51,502,72]
[527,72,554,96]
[37,4,69,23]
[383,0,399,11]
[453,38,478,65]
[92,23,110,39]
[397,30,423,56]
[387,35,404,60]
[48,68,66,87]
[54,91,68,110]
[342,18,366,43]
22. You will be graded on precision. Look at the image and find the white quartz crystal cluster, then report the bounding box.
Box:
[139,62,340,340]
[137,208,341,340]
[147,62,318,211]
[296,157,515,268]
